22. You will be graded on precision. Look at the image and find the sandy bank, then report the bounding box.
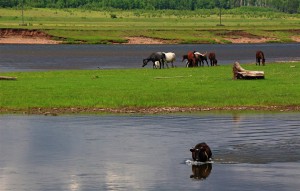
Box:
[2,28,298,45]
[0,29,62,44]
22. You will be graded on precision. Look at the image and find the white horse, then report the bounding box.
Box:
[163,52,176,68]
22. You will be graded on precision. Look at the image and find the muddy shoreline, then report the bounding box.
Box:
[1,28,299,44]
[1,105,300,115]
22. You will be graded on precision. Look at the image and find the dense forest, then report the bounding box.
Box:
[1,0,299,13]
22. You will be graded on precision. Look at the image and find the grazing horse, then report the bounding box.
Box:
[208,52,218,66]
[163,52,176,68]
[256,50,265,66]
[194,52,209,67]
[190,142,212,162]
[142,52,166,69]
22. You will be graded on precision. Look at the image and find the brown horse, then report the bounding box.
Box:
[190,142,212,162]
[208,52,218,66]
[256,50,265,66]
[186,51,197,67]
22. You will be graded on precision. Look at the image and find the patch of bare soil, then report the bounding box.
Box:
[291,36,300,42]
[125,36,171,44]
[0,29,62,44]
[219,30,277,43]
[1,106,300,115]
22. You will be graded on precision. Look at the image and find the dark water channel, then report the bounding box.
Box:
[1,43,300,71]
[0,113,299,191]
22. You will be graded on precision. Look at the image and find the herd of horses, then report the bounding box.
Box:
[142,50,265,69]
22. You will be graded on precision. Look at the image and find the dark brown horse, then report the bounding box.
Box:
[208,52,218,66]
[256,50,265,66]
[190,142,212,162]
[194,52,209,67]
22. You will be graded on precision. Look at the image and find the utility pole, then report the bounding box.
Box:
[217,1,224,26]
[219,7,222,26]
[21,0,26,26]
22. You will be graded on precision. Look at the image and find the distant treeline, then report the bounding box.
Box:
[1,0,299,13]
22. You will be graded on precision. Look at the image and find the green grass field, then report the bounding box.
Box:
[1,8,300,44]
[1,62,300,113]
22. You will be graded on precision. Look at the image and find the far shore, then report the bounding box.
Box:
[1,29,299,45]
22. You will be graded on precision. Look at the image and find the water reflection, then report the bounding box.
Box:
[0,113,300,191]
[190,164,212,180]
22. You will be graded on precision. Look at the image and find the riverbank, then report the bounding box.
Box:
[0,29,62,44]
[1,28,300,44]
[1,105,300,115]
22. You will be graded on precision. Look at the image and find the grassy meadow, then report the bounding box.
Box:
[0,8,300,44]
[1,62,300,113]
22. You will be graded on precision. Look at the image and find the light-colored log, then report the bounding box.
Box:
[233,62,264,80]
[0,76,17,80]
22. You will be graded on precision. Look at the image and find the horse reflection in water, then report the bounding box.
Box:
[190,163,212,180]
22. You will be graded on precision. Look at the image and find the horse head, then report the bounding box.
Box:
[142,59,149,67]
[190,142,212,162]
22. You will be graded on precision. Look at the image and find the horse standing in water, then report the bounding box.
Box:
[256,50,265,66]
[190,142,212,162]
[142,52,166,69]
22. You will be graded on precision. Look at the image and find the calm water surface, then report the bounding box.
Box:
[0,113,299,191]
[1,43,300,71]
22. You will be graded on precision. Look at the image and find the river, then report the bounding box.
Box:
[0,113,299,191]
[0,43,300,71]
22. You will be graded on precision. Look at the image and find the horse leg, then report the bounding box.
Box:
[158,60,162,69]
[205,60,209,67]
[162,59,165,69]
[152,61,156,69]
[159,59,165,69]
[165,62,169,68]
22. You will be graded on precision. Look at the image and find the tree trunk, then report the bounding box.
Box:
[233,62,265,80]
[0,76,17,80]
